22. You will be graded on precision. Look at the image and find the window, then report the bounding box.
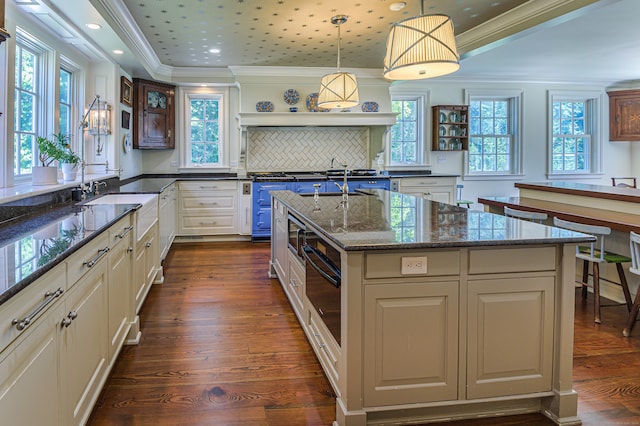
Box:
[388,89,427,167]
[391,99,419,164]
[465,90,522,178]
[59,67,72,136]
[14,41,41,177]
[181,88,228,168]
[548,91,601,176]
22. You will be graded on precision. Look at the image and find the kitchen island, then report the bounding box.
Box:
[270,189,593,426]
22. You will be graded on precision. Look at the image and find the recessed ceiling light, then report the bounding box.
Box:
[389,2,406,12]
[112,49,124,55]
[86,23,102,30]
[208,48,221,54]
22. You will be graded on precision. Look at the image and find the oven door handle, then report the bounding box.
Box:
[302,244,341,288]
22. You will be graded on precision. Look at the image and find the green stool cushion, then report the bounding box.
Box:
[578,246,632,264]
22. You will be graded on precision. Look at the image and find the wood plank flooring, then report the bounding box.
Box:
[88,242,640,426]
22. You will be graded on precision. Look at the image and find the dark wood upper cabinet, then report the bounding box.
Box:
[133,78,175,149]
[608,90,640,141]
[0,0,10,45]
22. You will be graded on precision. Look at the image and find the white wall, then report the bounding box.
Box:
[392,79,632,208]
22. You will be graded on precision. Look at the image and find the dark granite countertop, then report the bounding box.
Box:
[0,203,136,305]
[272,189,594,251]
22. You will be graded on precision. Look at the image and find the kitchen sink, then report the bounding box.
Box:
[83,194,158,242]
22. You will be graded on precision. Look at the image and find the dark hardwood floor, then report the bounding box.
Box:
[88,242,640,426]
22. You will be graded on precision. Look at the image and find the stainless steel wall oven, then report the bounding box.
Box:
[302,230,341,346]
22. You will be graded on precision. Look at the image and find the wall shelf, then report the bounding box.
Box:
[432,105,469,151]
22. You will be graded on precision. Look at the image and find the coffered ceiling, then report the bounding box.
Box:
[16,0,640,85]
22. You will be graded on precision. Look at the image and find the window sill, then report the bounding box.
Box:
[463,173,525,181]
[0,172,117,205]
[546,172,604,180]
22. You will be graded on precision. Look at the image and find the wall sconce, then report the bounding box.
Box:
[87,101,111,135]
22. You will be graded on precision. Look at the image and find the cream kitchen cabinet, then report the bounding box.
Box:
[107,216,134,362]
[60,258,108,426]
[392,176,456,204]
[134,221,159,314]
[363,280,459,406]
[0,265,65,426]
[178,181,238,235]
[270,198,288,281]
[159,183,177,260]
[286,251,305,323]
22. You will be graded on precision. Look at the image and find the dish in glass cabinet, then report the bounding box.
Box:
[449,126,459,136]
[448,111,460,123]
[361,101,379,112]
[439,112,447,123]
[439,126,446,136]
[255,101,274,112]
[283,89,300,105]
[306,93,330,112]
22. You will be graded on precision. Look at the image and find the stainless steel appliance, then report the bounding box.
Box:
[287,213,306,262]
[302,230,341,346]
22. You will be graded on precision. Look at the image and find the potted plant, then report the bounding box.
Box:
[33,132,80,184]
[33,135,65,185]
[55,132,81,181]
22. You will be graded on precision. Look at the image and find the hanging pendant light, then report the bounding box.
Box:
[383,1,459,80]
[318,15,359,109]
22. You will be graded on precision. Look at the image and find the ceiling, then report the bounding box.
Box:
[16,0,640,86]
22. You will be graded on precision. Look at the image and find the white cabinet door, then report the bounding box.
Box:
[159,183,176,260]
[466,276,555,399]
[0,302,63,426]
[134,223,159,314]
[60,261,108,426]
[270,198,288,280]
[396,177,456,205]
[108,218,134,363]
[363,281,459,406]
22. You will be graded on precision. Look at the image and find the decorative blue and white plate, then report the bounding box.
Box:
[305,93,330,112]
[123,134,132,153]
[283,89,300,105]
[361,101,379,112]
[256,101,274,112]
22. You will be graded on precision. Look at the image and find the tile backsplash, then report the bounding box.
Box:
[247,127,370,172]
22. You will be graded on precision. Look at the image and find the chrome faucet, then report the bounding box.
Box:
[333,161,349,198]
[94,180,107,195]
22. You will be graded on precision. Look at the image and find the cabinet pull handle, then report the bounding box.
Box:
[313,332,325,349]
[12,288,64,331]
[199,185,217,189]
[116,226,134,239]
[145,242,152,248]
[199,201,217,206]
[127,247,134,253]
[199,222,216,226]
[83,247,110,268]
[61,310,78,328]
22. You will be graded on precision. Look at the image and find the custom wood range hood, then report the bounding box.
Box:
[236,111,397,128]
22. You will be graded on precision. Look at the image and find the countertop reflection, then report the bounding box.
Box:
[271,189,595,251]
[0,203,135,305]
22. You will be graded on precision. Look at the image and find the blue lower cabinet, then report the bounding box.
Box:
[252,182,289,238]
[350,179,390,190]
[291,181,325,194]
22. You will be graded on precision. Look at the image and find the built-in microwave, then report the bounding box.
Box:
[287,214,306,262]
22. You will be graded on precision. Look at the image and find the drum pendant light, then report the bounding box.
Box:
[383,1,459,80]
[318,15,359,109]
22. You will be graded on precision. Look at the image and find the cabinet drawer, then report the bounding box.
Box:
[307,310,339,391]
[399,178,454,187]
[365,251,460,279]
[0,263,66,354]
[468,246,556,275]
[66,232,110,287]
[109,216,134,250]
[179,181,237,192]
[180,195,236,211]
[180,214,236,234]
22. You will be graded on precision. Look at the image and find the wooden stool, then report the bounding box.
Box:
[553,218,632,324]
[504,206,548,224]
[623,231,640,336]
[456,184,473,208]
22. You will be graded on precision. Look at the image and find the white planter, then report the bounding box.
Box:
[61,163,78,181]
[32,166,59,186]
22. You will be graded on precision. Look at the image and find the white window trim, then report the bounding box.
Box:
[179,86,230,171]
[546,90,603,179]
[13,28,54,183]
[58,55,83,154]
[463,89,524,180]
[386,87,429,170]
